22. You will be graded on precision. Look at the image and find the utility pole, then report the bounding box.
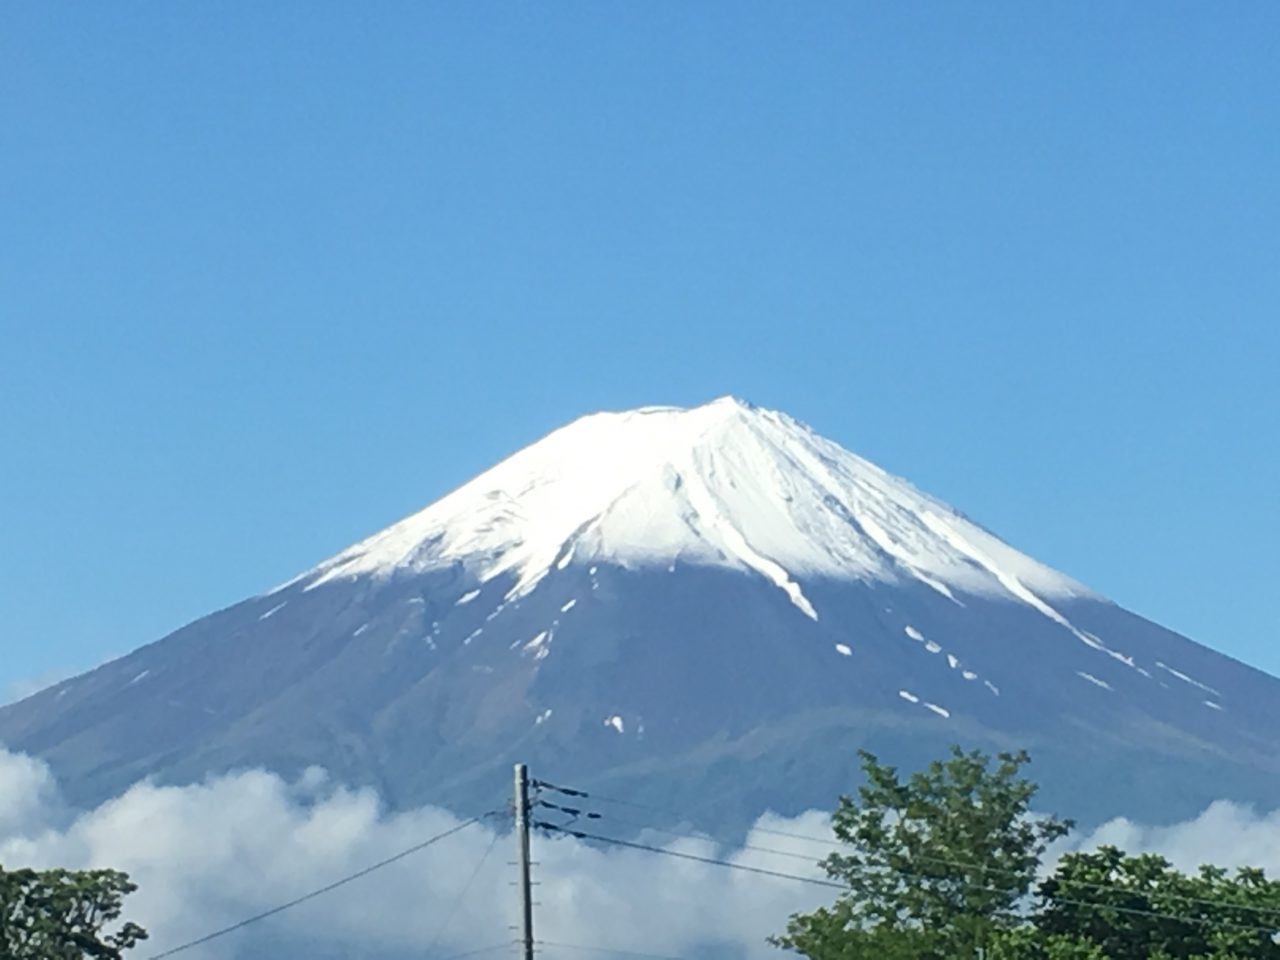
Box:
[514,763,535,960]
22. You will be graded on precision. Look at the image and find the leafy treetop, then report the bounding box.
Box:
[0,866,148,960]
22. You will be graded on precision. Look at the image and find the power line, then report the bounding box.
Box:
[535,822,844,891]
[426,829,504,956]
[539,783,1280,925]
[143,814,500,960]
[535,782,842,849]
[438,945,522,960]
[537,939,691,960]
[537,804,827,867]
[584,803,1280,924]
[536,822,1280,939]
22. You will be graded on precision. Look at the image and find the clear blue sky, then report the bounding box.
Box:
[3,3,1277,698]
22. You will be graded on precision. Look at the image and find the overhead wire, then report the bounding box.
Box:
[535,803,829,866]
[142,812,505,960]
[535,782,844,849]
[536,782,1280,924]
[535,821,845,890]
[437,945,523,960]
[537,940,692,960]
[426,828,505,956]
[534,821,1280,939]
[141,770,1279,960]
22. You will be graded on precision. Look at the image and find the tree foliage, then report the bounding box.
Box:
[1036,846,1280,959]
[0,866,148,960]
[773,746,1071,959]
[984,927,1105,959]
[773,746,1280,960]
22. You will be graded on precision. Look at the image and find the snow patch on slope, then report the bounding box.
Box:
[1156,661,1222,698]
[917,511,1134,668]
[259,602,286,621]
[1077,671,1113,691]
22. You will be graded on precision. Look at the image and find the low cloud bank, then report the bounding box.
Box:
[0,750,830,960]
[1064,801,1280,875]
[1,749,1277,960]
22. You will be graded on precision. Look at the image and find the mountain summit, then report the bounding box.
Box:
[3,399,1278,827]
[292,397,1087,619]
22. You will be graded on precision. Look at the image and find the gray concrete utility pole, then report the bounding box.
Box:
[514,763,535,960]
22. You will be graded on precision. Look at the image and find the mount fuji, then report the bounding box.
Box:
[3,397,1278,828]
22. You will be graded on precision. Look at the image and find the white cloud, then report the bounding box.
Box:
[0,748,63,836]
[0,750,831,960]
[1061,800,1280,876]
[2,749,1277,960]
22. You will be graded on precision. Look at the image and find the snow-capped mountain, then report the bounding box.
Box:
[2,398,1278,828]
[292,397,1090,614]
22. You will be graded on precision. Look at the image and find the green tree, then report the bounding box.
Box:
[1035,846,1280,960]
[0,866,148,960]
[986,927,1105,959]
[772,747,1072,960]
